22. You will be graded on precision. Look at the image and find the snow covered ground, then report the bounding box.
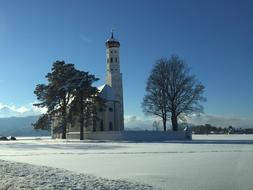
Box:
[0,160,154,190]
[0,135,253,190]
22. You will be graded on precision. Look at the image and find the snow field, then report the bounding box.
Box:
[0,135,253,190]
[0,159,157,190]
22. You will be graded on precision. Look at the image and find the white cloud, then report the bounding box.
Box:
[187,113,253,128]
[16,106,29,113]
[0,102,46,118]
[124,115,161,130]
[29,101,47,114]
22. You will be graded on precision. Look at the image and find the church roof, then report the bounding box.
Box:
[98,84,117,102]
[105,31,120,48]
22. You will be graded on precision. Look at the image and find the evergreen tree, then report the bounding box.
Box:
[32,114,51,131]
[34,61,77,139]
[68,70,104,140]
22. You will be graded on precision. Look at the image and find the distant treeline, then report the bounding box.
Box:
[192,124,253,134]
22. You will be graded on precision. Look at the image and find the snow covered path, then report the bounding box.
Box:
[0,160,155,190]
[0,135,253,190]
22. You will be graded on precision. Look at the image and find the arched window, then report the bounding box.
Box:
[110,58,113,63]
[109,122,113,131]
[115,57,117,62]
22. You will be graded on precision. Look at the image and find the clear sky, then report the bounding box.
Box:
[0,0,252,127]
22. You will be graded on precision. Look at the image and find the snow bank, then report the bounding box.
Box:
[0,160,157,190]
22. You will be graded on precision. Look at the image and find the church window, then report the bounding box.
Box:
[109,122,113,131]
[110,58,113,63]
[109,107,113,112]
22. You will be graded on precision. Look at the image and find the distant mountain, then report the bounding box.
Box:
[0,106,19,118]
[0,106,43,118]
[0,115,50,137]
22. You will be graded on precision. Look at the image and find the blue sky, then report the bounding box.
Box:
[0,0,252,127]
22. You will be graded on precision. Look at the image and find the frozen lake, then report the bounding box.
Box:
[0,135,253,190]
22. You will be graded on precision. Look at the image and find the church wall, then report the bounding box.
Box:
[65,100,120,134]
[66,131,191,141]
[95,101,119,131]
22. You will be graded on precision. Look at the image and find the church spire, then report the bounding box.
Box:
[106,29,120,48]
[105,31,124,130]
[111,29,114,39]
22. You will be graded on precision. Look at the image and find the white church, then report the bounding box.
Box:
[59,32,124,139]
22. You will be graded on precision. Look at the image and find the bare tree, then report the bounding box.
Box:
[142,55,205,131]
[142,59,170,131]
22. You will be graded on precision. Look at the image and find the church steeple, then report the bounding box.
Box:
[106,30,120,48]
[111,30,114,39]
[105,31,124,130]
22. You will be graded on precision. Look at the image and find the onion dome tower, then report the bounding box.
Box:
[105,31,124,130]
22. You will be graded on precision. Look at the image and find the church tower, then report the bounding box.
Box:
[105,32,124,130]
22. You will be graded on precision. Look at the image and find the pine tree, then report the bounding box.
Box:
[34,61,77,139]
[32,114,51,130]
[68,70,104,140]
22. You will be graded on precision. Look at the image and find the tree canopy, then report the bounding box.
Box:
[68,69,104,140]
[142,55,206,131]
[33,60,101,139]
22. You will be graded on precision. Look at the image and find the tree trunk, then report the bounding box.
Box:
[162,117,167,131]
[62,125,66,139]
[171,112,178,131]
[62,103,67,139]
[79,93,84,140]
[80,116,84,140]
